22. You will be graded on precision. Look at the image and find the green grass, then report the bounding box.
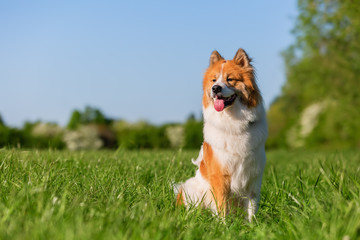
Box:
[0,148,359,239]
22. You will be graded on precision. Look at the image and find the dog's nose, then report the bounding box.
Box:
[212,85,222,94]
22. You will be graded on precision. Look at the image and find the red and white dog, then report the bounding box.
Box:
[175,49,268,221]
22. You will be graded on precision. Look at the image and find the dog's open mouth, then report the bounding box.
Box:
[214,94,237,112]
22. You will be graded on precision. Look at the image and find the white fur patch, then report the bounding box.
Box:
[176,169,213,209]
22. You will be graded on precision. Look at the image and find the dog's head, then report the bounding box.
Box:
[202,49,260,112]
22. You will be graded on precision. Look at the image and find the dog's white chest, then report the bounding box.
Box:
[202,104,268,195]
[204,127,265,194]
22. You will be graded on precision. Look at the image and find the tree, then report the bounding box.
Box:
[66,106,111,129]
[67,110,82,129]
[267,0,360,149]
[0,114,4,126]
[82,106,106,124]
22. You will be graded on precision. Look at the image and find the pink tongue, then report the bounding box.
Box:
[214,98,225,112]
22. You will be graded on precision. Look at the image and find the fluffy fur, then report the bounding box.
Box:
[175,49,268,221]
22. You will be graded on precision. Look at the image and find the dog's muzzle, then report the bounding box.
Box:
[212,85,222,94]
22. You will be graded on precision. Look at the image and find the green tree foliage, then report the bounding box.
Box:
[67,106,111,129]
[82,106,107,125]
[267,0,360,149]
[0,114,4,126]
[67,110,81,130]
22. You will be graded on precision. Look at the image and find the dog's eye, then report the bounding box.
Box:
[227,78,234,82]
[211,79,216,82]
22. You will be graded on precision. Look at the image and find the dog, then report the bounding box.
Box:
[175,48,268,221]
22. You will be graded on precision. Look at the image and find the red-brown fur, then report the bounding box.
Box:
[200,142,230,215]
[176,189,184,206]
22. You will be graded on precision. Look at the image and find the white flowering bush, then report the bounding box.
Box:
[32,123,63,137]
[165,125,184,148]
[286,101,328,148]
[63,125,103,151]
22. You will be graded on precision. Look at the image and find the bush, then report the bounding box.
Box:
[0,122,65,149]
[63,125,103,151]
[0,125,25,148]
[165,125,184,148]
[182,119,203,149]
[116,122,170,149]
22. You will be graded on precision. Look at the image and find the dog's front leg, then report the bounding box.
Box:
[245,195,259,222]
[209,173,231,217]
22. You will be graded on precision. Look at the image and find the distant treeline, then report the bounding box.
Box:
[2,1,359,151]
[0,107,203,150]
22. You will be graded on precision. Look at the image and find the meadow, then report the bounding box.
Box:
[0,148,359,240]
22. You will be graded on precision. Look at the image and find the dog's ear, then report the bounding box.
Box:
[210,50,224,65]
[233,48,251,67]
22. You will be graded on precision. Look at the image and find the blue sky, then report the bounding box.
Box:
[0,1,298,127]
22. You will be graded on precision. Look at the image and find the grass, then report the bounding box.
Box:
[0,148,360,239]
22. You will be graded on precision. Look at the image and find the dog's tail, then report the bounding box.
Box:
[171,181,182,196]
[191,144,203,167]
